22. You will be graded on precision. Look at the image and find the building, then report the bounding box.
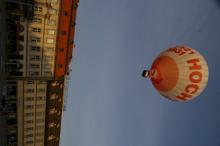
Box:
[55,0,78,80]
[17,80,47,146]
[1,0,79,146]
[5,0,60,79]
[4,80,17,146]
[45,78,64,146]
[45,0,79,145]
[0,0,7,145]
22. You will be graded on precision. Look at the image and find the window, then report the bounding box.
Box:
[25,141,33,144]
[32,17,42,23]
[44,55,54,61]
[37,88,45,93]
[32,27,41,33]
[46,38,54,44]
[37,81,46,84]
[36,132,44,137]
[27,80,34,84]
[26,89,34,93]
[25,97,34,101]
[25,120,34,124]
[44,71,52,76]
[31,36,41,43]
[36,119,44,123]
[44,63,52,69]
[34,6,42,13]
[25,113,34,117]
[31,46,41,51]
[47,20,56,26]
[30,55,40,61]
[36,125,44,129]
[25,105,34,109]
[37,96,45,101]
[48,9,57,14]
[44,47,54,52]
[48,0,58,3]
[30,64,40,69]
[25,127,33,131]
[25,134,33,138]
[36,104,45,108]
[36,112,44,116]
[29,71,39,76]
[47,29,55,35]
[36,138,44,143]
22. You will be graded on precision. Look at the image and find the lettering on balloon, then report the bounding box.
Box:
[176,58,203,100]
[167,47,195,56]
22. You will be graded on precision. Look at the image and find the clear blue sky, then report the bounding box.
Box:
[61,0,220,146]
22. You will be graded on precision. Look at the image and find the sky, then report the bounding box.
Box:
[61,0,220,146]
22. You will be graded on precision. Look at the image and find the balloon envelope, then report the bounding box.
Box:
[147,46,209,102]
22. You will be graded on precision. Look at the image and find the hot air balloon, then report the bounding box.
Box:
[142,45,209,102]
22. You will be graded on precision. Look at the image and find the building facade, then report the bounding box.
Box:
[17,80,47,146]
[55,0,78,80]
[45,78,64,146]
[2,0,79,146]
[5,0,60,79]
[44,0,79,145]
[5,80,17,146]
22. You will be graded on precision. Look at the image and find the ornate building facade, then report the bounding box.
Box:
[1,0,79,146]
